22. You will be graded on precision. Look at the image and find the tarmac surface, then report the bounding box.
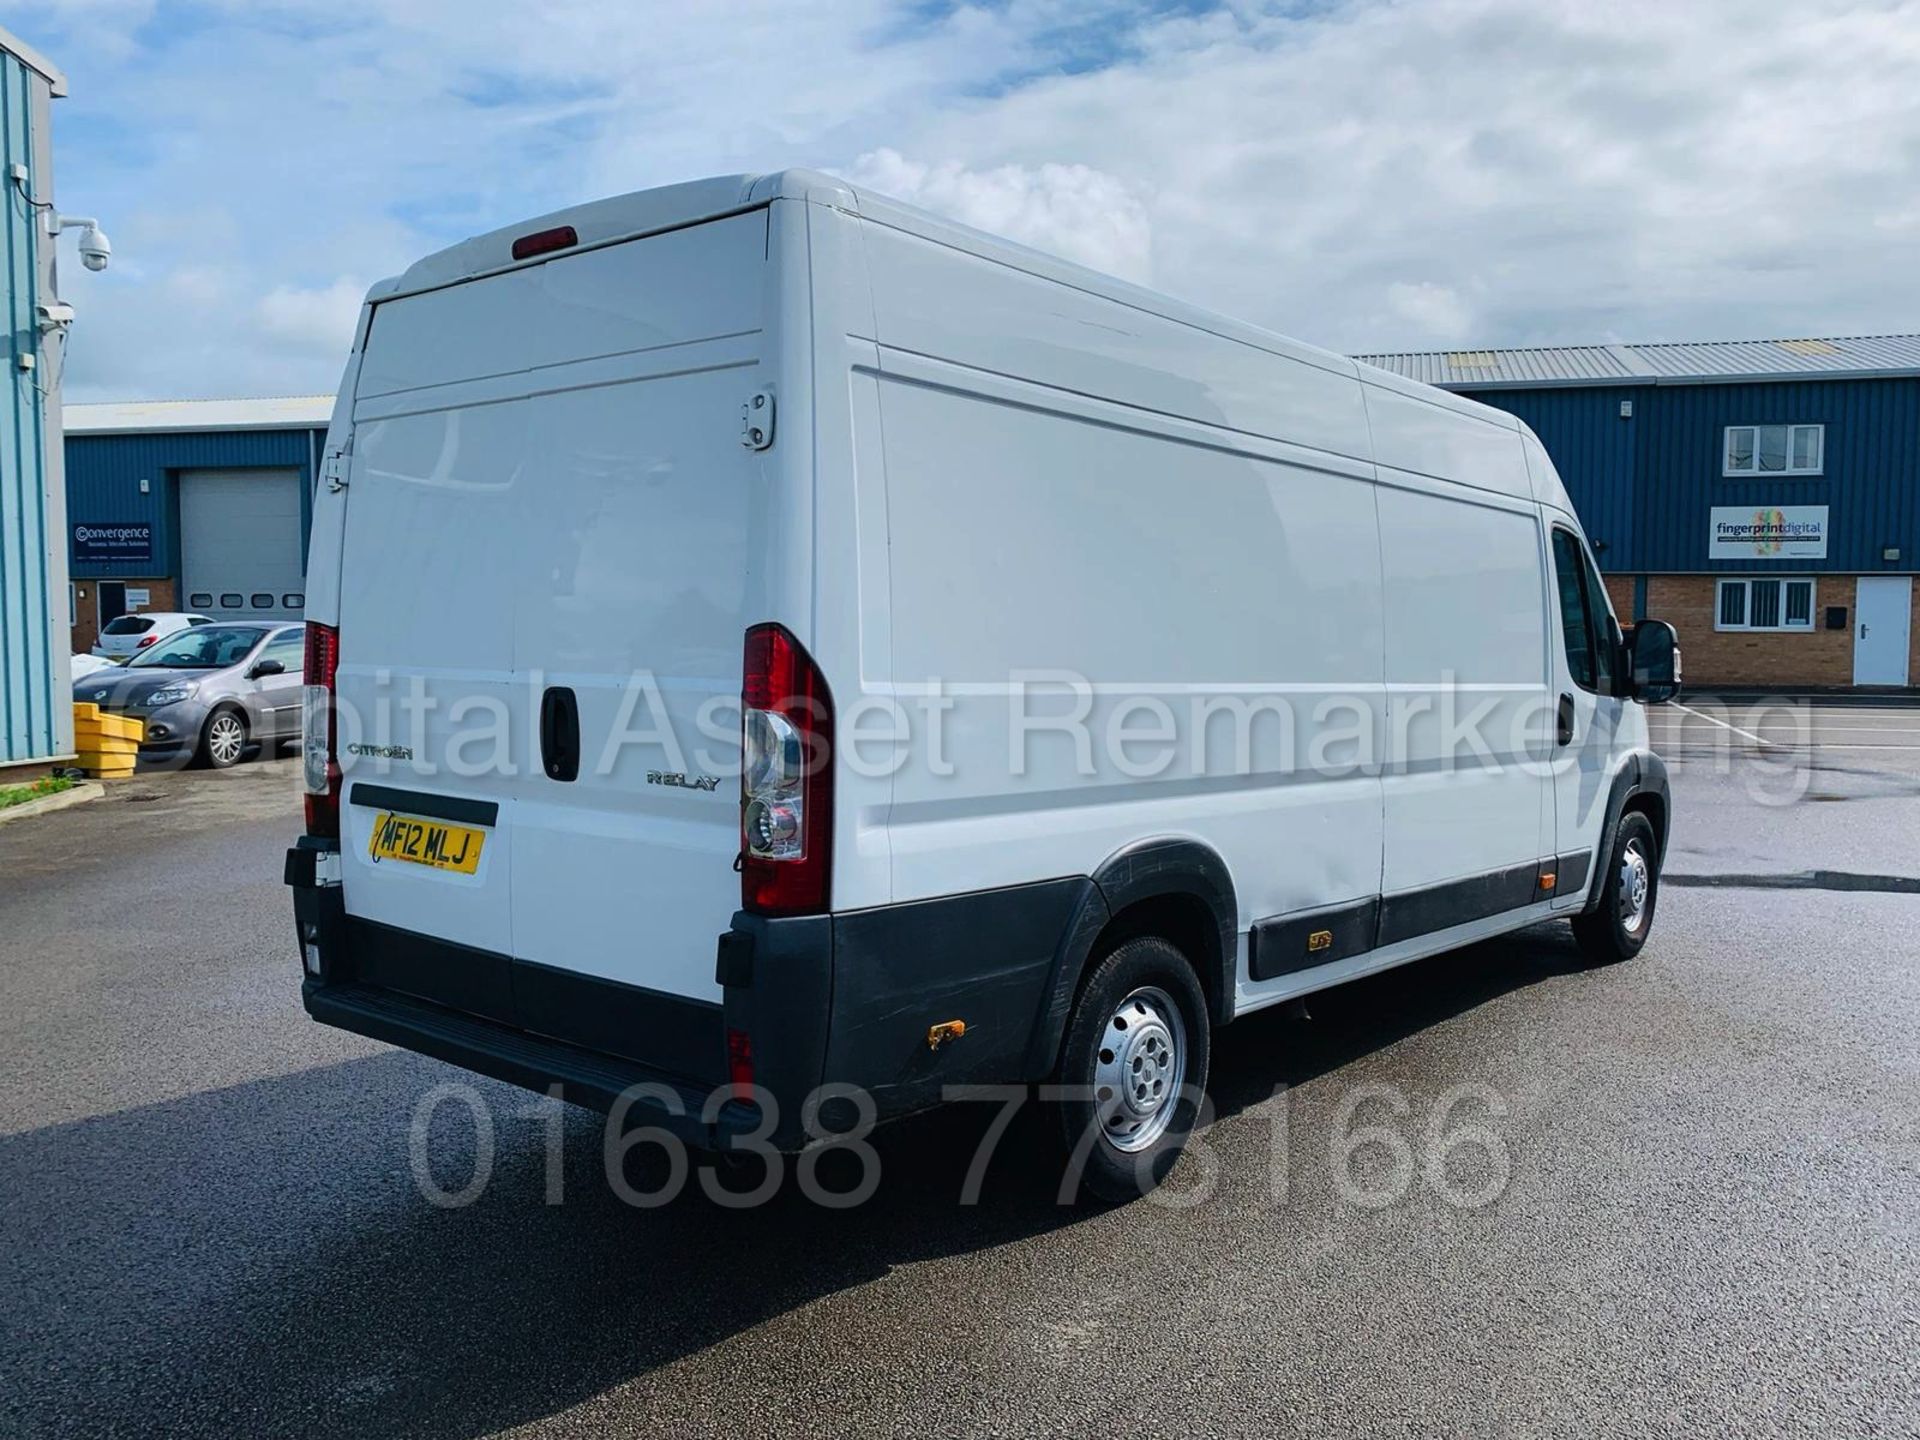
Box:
[2,705,1916,1437]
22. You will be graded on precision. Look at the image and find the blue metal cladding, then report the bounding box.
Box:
[0,49,55,765]
[65,428,326,578]
[1465,377,1920,573]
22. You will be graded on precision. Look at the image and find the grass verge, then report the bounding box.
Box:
[0,775,79,811]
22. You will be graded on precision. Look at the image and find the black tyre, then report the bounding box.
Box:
[199,707,248,769]
[1051,935,1211,1204]
[1572,811,1660,964]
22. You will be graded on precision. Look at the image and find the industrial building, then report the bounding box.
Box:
[63,396,330,654]
[1357,335,1920,689]
[60,334,1920,691]
[0,26,71,780]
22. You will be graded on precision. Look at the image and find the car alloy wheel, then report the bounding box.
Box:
[207,712,245,767]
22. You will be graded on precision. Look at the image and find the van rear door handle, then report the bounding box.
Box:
[1556,693,1575,746]
[540,686,580,782]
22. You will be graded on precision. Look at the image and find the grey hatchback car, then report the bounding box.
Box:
[74,622,305,768]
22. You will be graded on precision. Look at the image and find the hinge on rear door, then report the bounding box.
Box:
[322,436,352,492]
[740,389,775,451]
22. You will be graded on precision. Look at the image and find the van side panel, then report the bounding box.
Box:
[856,217,1386,946]
[1362,381,1533,501]
[860,221,1371,460]
[1372,468,1553,892]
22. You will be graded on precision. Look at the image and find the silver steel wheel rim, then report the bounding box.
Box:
[1619,839,1651,933]
[1094,985,1187,1154]
[209,715,244,765]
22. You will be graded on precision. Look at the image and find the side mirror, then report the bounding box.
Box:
[1628,620,1680,704]
[249,658,286,679]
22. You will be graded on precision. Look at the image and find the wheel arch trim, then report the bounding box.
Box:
[1022,836,1238,1077]
[1583,749,1670,915]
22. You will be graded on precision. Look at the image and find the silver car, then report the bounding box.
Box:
[74,623,305,769]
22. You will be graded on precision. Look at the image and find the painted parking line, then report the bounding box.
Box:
[1668,702,1778,747]
[1657,742,1920,753]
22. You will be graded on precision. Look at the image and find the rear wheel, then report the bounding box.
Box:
[1051,935,1210,1204]
[199,708,248,769]
[1572,811,1660,963]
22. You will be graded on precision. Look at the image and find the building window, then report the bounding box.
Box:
[1724,424,1823,477]
[1716,577,1816,631]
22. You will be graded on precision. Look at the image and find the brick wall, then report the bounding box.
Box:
[1620,574,1920,689]
[1601,575,1635,623]
[70,577,177,655]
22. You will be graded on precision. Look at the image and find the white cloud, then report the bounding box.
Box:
[10,0,1920,399]
[1385,282,1474,342]
[844,149,1153,284]
[256,278,366,356]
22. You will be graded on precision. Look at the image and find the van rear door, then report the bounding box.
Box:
[334,210,772,1074]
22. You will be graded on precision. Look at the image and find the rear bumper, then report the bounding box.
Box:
[288,839,1093,1149]
[287,839,771,1151]
[302,978,764,1151]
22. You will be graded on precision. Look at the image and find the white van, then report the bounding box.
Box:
[288,170,1679,1201]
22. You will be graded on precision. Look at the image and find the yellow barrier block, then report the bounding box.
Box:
[76,754,136,778]
[76,739,139,758]
[75,721,142,744]
[73,702,101,724]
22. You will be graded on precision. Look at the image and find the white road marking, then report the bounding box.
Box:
[1670,702,1778,747]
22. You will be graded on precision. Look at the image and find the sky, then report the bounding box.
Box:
[13,0,1920,403]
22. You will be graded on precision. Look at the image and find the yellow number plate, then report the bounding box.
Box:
[368,812,486,874]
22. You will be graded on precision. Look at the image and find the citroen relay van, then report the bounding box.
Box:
[287,170,1679,1201]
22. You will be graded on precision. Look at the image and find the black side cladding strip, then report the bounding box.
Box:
[1555,849,1593,895]
[348,782,499,828]
[1376,861,1542,947]
[1248,896,1381,981]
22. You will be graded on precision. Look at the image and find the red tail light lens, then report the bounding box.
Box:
[740,623,832,916]
[511,224,577,260]
[302,622,341,838]
[135,634,157,649]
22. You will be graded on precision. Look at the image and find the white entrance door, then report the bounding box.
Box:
[1853,577,1913,686]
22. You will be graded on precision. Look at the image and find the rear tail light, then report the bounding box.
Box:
[302,622,341,838]
[135,634,157,649]
[740,623,832,916]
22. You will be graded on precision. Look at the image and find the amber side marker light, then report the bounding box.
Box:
[511,224,578,261]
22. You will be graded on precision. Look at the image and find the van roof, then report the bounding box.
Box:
[382,171,855,296]
[377,168,1520,438]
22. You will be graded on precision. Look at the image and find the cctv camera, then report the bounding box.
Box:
[77,223,111,272]
[49,214,112,272]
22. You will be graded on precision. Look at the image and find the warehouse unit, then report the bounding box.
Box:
[1356,335,1920,689]
[0,27,71,780]
[63,396,330,653]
